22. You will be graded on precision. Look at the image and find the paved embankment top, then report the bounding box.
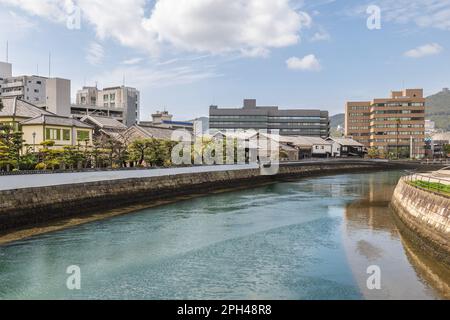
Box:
[0,159,405,191]
[0,164,259,191]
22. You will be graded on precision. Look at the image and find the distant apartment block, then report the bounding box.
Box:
[139,110,193,130]
[345,89,425,158]
[209,99,330,137]
[0,61,71,116]
[73,86,140,127]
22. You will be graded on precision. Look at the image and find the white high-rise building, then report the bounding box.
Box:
[0,61,71,116]
[73,85,140,127]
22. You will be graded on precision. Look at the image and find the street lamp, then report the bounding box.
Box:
[32,132,36,153]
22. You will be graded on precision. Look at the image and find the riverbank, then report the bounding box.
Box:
[0,160,442,242]
[391,177,450,268]
[1,171,446,299]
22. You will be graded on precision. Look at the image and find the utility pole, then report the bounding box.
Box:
[410,136,413,159]
[396,118,400,159]
[6,40,8,62]
[48,52,51,78]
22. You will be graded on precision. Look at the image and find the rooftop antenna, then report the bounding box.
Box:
[36,64,39,76]
[6,40,8,62]
[122,74,125,87]
[48,52,51,78]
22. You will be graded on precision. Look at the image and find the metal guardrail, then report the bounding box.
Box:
[403,172,450,196]
[421,159,450,165]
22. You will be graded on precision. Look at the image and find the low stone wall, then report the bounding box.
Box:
[0,161,411,234]
[391,178,450,267]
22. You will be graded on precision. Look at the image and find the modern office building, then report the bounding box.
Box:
[209,99,330,137]
[73,86,140,127]
[345,89,426,158]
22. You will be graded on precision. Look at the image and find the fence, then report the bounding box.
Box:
[403,172,450,196]
[421,159,450,165]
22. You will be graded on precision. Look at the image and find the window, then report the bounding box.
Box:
[110,93,115,101]
[46,128,61,140]
[77,130,90,141]
[63,129,71,141]
[103,94,109,101]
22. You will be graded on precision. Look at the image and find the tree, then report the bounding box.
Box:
[60,146,85,170]
[0,123,25,171]
[444,144,450,157]
[367,147,379,159]
[128,139,153,166]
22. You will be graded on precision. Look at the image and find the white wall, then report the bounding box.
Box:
[312,144,332,155]
[46,78,71,116]
[0,62,12,79]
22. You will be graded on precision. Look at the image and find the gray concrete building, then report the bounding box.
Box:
[73,85,140,127]
[209,99,330,137]
[0,62,71,116]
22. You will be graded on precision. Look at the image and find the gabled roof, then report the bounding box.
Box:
[20,114,93,129]
[327,137,364,147]
[124,124,190,141]
[432,132,450,142]
[0,97,53,119]
[80,115,127,130]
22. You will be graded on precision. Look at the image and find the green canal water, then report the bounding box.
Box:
[0,171,449,299]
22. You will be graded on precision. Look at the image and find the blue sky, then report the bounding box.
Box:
[1,0,450,120]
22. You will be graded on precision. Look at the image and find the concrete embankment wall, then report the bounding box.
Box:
[391,178,450,267]
[0,161,412,234]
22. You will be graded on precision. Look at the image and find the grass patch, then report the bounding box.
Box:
[409,180,450,196]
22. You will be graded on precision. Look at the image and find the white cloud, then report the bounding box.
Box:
[91,64,221,89]
[0,10,35,42]
[404,43,443,58]
[350,0,450,31]
[0,0,310,57]
[310,28,330,42]
[86,42,105,65]
[122,58,143,65]
[286,54,322,71]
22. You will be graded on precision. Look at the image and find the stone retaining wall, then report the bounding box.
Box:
[391,178,450,267]
[0,161,407,234]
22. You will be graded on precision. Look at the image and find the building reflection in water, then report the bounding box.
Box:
[343,173,450,299]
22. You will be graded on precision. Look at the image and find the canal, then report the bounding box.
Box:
[0,171,449,299]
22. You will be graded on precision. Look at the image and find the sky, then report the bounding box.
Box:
[1,0,450,121]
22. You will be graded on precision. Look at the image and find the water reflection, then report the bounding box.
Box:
[343,172,450,299]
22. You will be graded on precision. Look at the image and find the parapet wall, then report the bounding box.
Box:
[0,161,406,234]
[391,178,450,267]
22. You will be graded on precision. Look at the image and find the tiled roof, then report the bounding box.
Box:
[124,125,190,141]
[80,115,127,130]
[432,132,450,142]
[20,115,93,129]
[0,97,53,119]
[327,137,364,147]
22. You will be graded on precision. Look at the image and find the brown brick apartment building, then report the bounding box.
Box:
[345,89,425,158]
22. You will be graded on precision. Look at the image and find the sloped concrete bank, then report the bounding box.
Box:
[0,161,423,235]
[391,178,450,267]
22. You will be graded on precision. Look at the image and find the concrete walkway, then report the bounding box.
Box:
[0,164,259,191]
